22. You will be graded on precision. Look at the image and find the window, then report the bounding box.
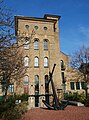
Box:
[34,57,39,67]
[35,75,39,106]
[81,82,85,89]
[76,82,80,90]
[2,84,6,92]
[24,75,29,85]
[60,60,64,69]
[45,75,49,103]
[70,82,75,90]
[44,26,48,30]
[61,72,65,83]
[24,56,29,67]
[9,84,14,93]
[45,75,49,93]
[25,25,29,30]
[24,37,29,49]
[34,39,39,50]
[44,39,48,50]
[35,75,39,95]
[24,85,28,94]
[34,26,38,30]
[24,76,29,94]
[44,57,48,67]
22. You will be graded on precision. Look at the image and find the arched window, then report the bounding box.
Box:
[24,75,29,85]
[35,75,39,95]
[24,37,29,49]
[44,57,48,67]
[24,56,29,67]
[45,75,49,93]
[45,75,49,103]
[35,75,39,107]
[34,39,39,50]
[61,72,65,83]
[60,60,64,69]
[44,39,48,50]
[34,57,39,67]
[24,75,29,94]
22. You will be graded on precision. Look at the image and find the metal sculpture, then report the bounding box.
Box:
[42,64,68,110]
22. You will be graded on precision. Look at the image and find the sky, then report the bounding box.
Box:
[5,0,89,55]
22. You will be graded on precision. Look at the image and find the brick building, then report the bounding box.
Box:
[0,14,86,107]
[14,14,69,108]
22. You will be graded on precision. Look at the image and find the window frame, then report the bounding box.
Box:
[34,39,39,50]
[34,56,39,67]
[44,57,48,67]
[24,37,29,49]
[35,75,39,95]
[70,82,75,90]
[25,25,29,30]
[60,60,64,68]
[61,72,65,83]
[76,82,80,90]
[9,84,14,93]
[45,75,49,94]
[44,26,48,30]
[24,75,29,94]
[44,39,48,50]
[24,56,29,67]
[81,82,85,89]
[34,26,38,30]
[24,75,29,85]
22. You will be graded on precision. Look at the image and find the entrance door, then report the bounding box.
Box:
[45,75,49,104]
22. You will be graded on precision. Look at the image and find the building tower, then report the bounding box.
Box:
[15,14,62,108]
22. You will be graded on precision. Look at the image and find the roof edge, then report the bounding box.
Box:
[44,14,61,20]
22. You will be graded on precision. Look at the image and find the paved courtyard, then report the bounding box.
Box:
[21,106,89,120]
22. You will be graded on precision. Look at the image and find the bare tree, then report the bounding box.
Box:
[65,67,84,82]
[0,45,26,100]
[70,45,89,97]
[0,0,36,101]
[0,0,27,100]
[0,0,15,49]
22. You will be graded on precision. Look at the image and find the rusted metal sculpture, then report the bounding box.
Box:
[42,64,68,110]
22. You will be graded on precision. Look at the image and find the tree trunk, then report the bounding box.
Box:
[4,85,9,102]
[84,74,88,99]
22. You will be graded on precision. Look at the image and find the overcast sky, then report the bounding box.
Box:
[6,0,89,55]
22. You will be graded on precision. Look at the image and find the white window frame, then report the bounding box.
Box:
[34,39,39,50]
[24,37,29,49]
[44,57,48,67]
[44,39,48,50]
[24,56,29,67]
[34,57,39,67]
[9,84,14,92]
